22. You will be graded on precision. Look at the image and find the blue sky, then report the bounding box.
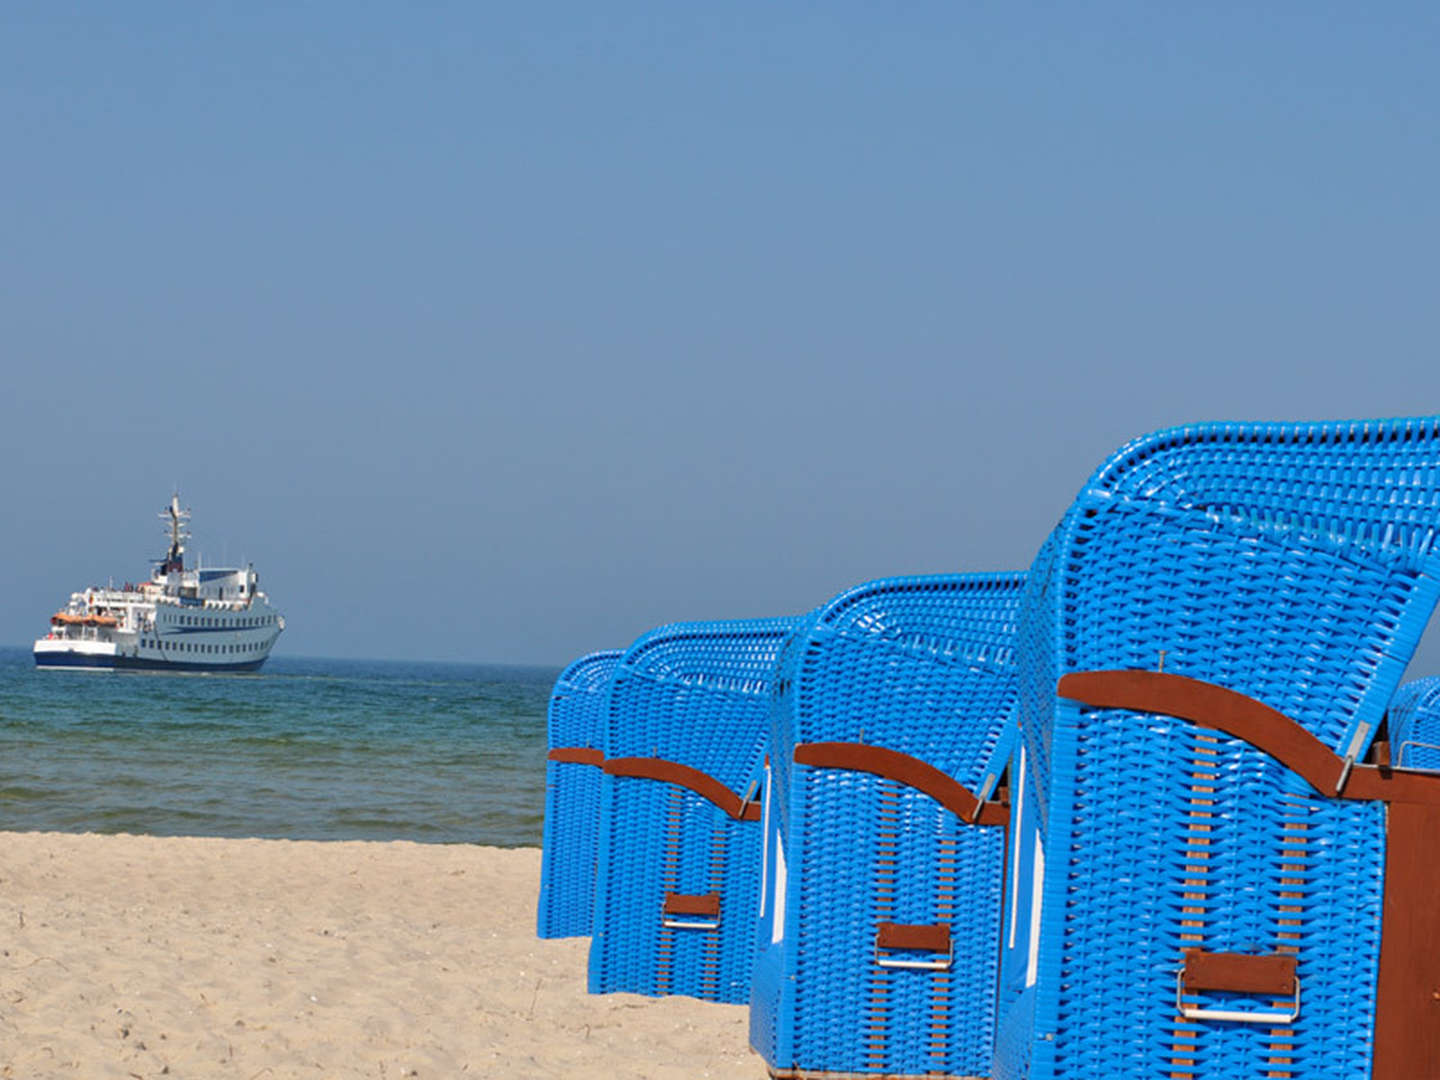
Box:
[3,4,1438,666]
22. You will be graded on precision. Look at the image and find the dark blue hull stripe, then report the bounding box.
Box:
[34,652,269,673]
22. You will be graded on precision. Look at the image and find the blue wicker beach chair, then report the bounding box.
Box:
[994,416,1440,1080]
[1385,677,1440,772]
[751,573,1025,1079]
[588,615,802,1004]
[537,650,623,939]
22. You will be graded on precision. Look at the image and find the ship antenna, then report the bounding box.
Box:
[157,492,192,575]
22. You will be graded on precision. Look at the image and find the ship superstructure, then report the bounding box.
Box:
[33,494,285,672]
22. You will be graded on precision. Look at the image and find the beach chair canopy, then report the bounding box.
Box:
[752,573,1025,1079]
[537,649,622,939]
[589,615,802,1004]
[995,415,1440,1080]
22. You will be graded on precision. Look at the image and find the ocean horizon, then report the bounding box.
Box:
[0,647,558,846]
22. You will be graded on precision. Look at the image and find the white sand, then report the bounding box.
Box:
[0,833,759,1078]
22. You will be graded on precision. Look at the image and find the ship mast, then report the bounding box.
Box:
[156,493,191,577]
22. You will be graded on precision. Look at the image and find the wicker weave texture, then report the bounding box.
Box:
[752,574,1024,1078]
[588,616,801,1004]
[1090,416,1440,552]
[998,493,1440,1080]
[537,650,622,939]
[1084,415,1440,754]
[1386,676,1440,771]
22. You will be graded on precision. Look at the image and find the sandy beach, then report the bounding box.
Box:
[0,832,758,1079]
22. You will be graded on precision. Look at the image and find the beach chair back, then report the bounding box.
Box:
[752,573,1024,1078]
[537,650,622,938]
[995,415,1440,1080]
[588,616,802,1003]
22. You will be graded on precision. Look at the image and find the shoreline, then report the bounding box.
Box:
[0,831,757,1078]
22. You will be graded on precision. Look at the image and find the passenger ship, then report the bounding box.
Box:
[33,494,285,672]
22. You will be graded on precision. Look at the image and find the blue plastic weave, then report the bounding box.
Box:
[537,650,622,939]
[751,573,1024,1079]
[1385,677,1440,772]
[588,616,802,1004]
[994,415,1440,1080]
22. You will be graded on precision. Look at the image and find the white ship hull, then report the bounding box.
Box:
[32,640,271,672]
[33,607,282,672]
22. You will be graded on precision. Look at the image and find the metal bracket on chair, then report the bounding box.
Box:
[1176,971,1301,1025]
[874,922,952,971]
[1336,722,1372,795]
[662,892,721,930]
[738,776,760,820]
[1176,949,1300,1025]
[1397,740,1440,770]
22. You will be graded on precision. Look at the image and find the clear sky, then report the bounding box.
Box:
[3,3,1438,668]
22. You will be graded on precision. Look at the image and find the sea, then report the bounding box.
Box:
[0,647,557,846]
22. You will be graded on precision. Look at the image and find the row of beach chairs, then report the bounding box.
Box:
[537,414,1440,1080]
